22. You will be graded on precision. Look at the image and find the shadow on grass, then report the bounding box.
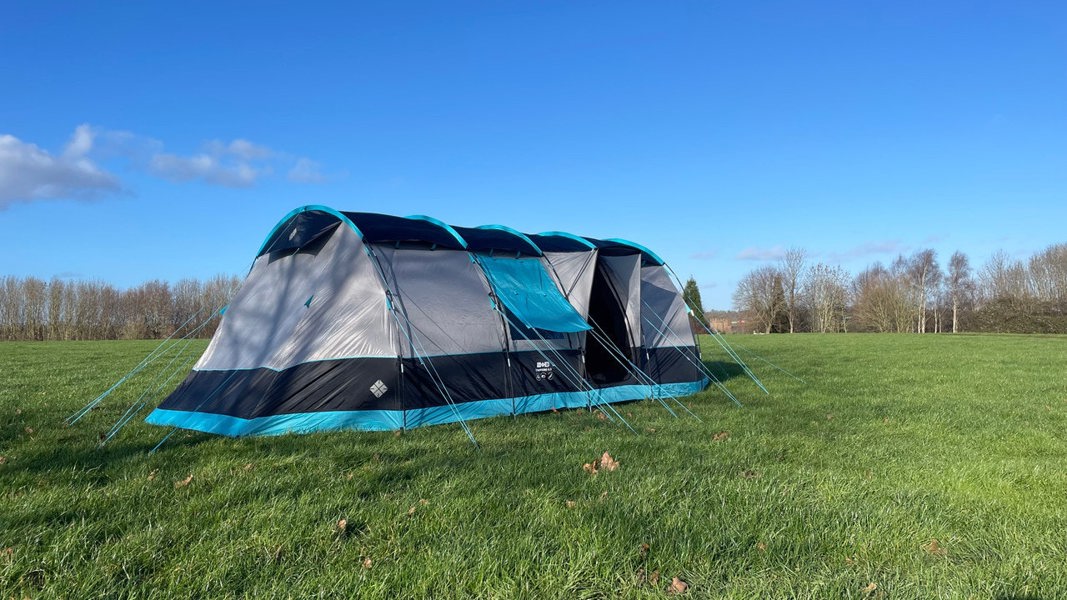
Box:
[703,360,745,383]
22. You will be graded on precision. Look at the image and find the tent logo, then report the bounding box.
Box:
[535,361,554,381]
[369,380,388,398]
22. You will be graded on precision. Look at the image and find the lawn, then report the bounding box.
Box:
[2,334,1065,598]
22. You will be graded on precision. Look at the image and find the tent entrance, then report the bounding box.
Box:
[585,262,632,384]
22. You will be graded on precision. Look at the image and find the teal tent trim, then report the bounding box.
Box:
[476,225,543,256]
[603,238,666,266]
[256,205,364,256]
[536,231,597,250]
[144,379,707,437]
[477,255,591,333]
[405,215,469,248]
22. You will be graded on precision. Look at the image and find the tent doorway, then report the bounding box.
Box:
[584,262,633,384]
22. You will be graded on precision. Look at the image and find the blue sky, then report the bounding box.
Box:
[2,1,1064,308]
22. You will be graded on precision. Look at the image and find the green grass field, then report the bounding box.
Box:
[2,334,1066,598]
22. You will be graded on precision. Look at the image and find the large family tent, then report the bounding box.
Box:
[145,206,709,436]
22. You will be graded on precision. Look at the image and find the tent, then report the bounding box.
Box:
[145,206,708,436]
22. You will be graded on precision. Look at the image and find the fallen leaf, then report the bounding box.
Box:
[825,413,834,421]
[362,556,372,569]
[24,427,34,435]
[646,428,657,433]
[741,469,760,479]
[174,474,193,489]
[599,491,608,501]
[337,518,348,533]
[712,431,730,442]
[244,463,254,471]
[668,576,689,594]
[635,566,647,585]
[924,538,947,556]
[583,462,598,475]
[0,456,6,465]
[2,547,12,559]
[147,469,158,481]
[393,430,402,437]
[626,411,634,417]
[599,452,620,472]
[595,411,607,421]
[862,582,878,595]
[272,545,284,562]
[14,408,21,415]
[649,570,660,586]
[755,542,766,552]
[419,499,428,506]
[565,500,576,509]
[845,555,856,565]
[883,416,890,424]
[639,543,650,558]
[407,505,417,516]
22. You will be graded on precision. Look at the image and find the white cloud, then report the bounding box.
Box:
[149,152,267,187]
[0,126,121,209]
[827,240,903,261]
[0,125,333,206]
[736,245,786,261]
[287,157,326,184]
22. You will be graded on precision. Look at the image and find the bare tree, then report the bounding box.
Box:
[947,251,975,333]
[905,250,939,333]
[733,266,787,334]
[803,263,850,333]
[781,248,807,333]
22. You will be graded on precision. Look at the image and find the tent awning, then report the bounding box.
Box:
[478,255,590,333]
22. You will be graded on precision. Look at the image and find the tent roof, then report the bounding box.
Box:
[452,225,542,256]
[256,205,667,266]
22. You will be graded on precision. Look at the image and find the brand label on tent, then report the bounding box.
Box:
[370,380,388,398]
[535,361,554,381]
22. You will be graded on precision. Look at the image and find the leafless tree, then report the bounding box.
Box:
[947,251,975,333]
[803,263,850,332]
[781,248,807,333]
[733,265,787,334]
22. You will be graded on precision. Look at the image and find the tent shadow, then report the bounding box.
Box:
[703,360,745,383]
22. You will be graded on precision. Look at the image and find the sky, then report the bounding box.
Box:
[1,1,1065,309]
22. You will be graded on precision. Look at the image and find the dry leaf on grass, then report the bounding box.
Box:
[862,582,878,595]
[924,538,947,556]
[174,475,193,489]
[595,411,607,421]
[0,456,7,465]
[583,462,598,475]
[337,518,349,533]
[419,499,428,506]
[599,452,619,471]
[565,500,576,509]
[825,413,834,421]
[147,469,158,481]
[639,543,650,558]
[407,505,418,516]
[2,547,13,559]
[755,542,766,552]
[599,491,608,501]
[24,427,34,435]
[712,431,730,442]
[741,469,760,479]
[362,556,372,569]
[667,577,689,594]
[648,570,660,585]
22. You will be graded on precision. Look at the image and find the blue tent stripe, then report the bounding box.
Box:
[144,380,708,437]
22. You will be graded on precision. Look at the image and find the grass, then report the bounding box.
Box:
[1,334,1066,598]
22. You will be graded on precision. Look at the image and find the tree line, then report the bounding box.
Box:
[0,275,241,341]
[731,243,1067,334]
